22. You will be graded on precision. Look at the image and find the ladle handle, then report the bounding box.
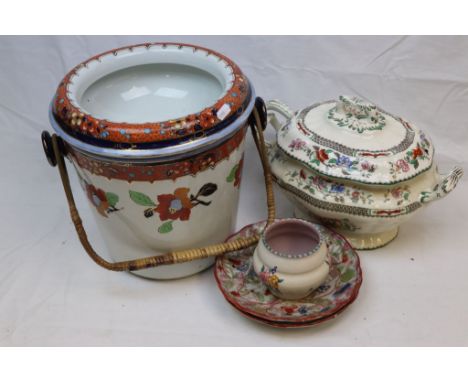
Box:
[42,100,276,272]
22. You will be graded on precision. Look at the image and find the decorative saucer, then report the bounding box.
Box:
[225,299,355,328]
[214,220,363,328]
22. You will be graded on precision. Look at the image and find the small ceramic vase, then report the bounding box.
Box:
[253,218,329,300]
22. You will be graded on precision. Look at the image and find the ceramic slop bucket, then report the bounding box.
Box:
[43,43,260,279]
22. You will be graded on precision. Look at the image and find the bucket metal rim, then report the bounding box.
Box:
[49,84,256,164]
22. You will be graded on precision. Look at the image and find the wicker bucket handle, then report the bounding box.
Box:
[41,99,275,272]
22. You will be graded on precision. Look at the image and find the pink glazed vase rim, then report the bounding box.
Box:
[261,218,324,259]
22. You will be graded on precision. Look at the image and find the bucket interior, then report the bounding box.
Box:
[66,45,235,124]
[80,63,224,123]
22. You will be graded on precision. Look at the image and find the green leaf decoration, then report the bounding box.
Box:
[106,192,119,208]
[420,191,430,203]
[129,190,156,206]
[340,268,355,283]
[328,158,337,164]
[158,221,173,234]
[226,164,238,183]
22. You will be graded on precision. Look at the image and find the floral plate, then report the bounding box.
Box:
[225,298,356,328]
[214,220,363,327]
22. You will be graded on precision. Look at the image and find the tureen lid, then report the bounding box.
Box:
[273,96,434,185]
[51,42,252,153]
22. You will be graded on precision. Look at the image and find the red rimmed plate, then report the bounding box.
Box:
[214,220,363,328]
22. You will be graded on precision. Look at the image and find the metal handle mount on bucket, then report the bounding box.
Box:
[41,98,276,272]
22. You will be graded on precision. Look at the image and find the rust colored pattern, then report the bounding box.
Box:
[53,42,250,145]
[69,126,247,182]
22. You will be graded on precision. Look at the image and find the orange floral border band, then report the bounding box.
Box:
[53,42,251,146]
[69,126,247,182]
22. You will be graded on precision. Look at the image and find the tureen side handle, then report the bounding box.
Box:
[266,99,295,132]
[419,166,464,204]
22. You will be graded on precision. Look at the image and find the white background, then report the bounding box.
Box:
[1,36,467,346]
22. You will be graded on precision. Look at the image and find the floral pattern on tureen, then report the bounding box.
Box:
[269,146,417,212]
[214,220,362,325]
[273,96,435,185]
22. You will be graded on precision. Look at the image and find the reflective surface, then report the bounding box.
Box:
[80,63,224,123]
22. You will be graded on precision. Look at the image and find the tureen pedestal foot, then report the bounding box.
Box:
[332,227,399,250]
[293,208,398,250]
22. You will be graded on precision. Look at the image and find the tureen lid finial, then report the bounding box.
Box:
[328,95,386,133]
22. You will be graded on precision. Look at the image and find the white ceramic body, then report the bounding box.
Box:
[69,131,246,279]
[252,219,330,299]
[253,252,329,300]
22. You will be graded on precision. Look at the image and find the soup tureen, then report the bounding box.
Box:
[267,96,463,249]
